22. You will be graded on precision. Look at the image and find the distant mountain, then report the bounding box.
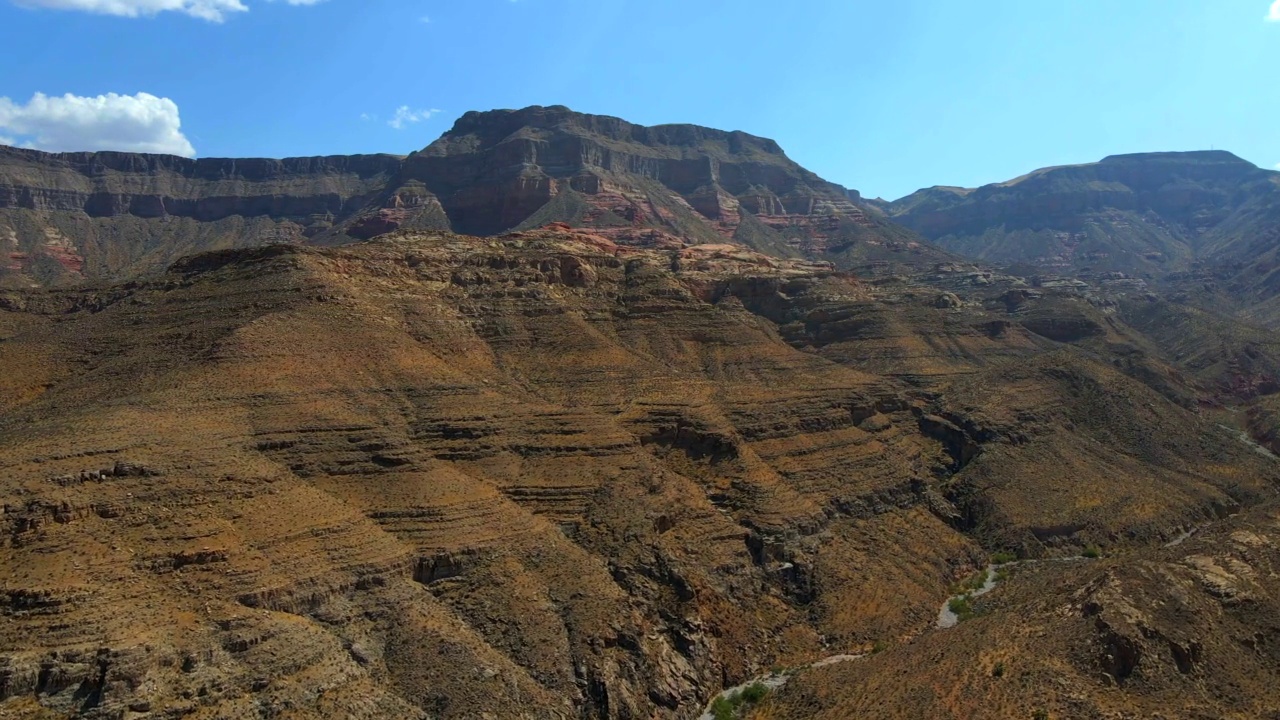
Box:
[884,151,1280,279]
[0,106,936,288]
[400,106,931,268]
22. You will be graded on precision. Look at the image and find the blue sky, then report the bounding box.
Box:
[1,0,1277,200]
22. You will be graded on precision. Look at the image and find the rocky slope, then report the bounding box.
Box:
[0,107,936,289]
[764,500,1280,720]
[0,227,1275,718]
[883,151,1280,281]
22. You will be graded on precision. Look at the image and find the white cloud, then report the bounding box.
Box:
[419,14,428,22]
[388,106,441,130]
[12,0,246,21]
[11,0,326,21]
[1269,0,1280,21]
[0,92,196,157]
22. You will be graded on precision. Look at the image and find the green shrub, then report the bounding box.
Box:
[993,661,1005,678]
[948,596,974,617]
[953,570,986,593]
[1082,545,1102,559]
[740,682,770,704]
[871,640,888,654]
[991,551,1017,565]
[710,683,771,719]
[710,695,735,720]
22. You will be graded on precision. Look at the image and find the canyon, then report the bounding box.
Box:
[2,108,1280,719]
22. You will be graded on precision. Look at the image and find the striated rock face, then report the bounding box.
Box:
[402,106,927,269]
[884,151,1280,277]
[0,227,1275,718]
[0,106,937,289]
[0,147,410,286]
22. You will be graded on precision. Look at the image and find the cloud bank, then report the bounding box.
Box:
[0,92,197,157]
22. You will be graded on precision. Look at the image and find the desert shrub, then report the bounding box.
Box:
[710,683,771,719]
[948,596,974,618]
[711,695,735,720]
[740,682,770,704]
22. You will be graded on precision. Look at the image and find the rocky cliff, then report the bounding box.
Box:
[0,146,407,286]
[400,106,927,267]
[0,106,935,289]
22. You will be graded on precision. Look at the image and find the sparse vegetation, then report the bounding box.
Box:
[740,682,770,704]
[872,640,888,654]
[948,595,974,619]
[991,551,1017,564]
[950,568,991,596]
[993,661,1005,678]
[711,683,772,720]
[967,569,989,591]
[944,566,997,624]
[1082,545,1102,559]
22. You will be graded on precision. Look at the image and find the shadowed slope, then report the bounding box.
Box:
[886,151,1279,278]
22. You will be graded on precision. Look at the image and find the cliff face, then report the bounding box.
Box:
[0,107,936,288]
[886,151,1280,276]
[401,105,925,267]
[0,147,409,286]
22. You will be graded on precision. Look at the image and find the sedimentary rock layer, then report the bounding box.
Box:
[0,228,1271,718]
[0,106,935,290]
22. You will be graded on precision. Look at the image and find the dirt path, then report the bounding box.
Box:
[1218,423,1278,460]
[936,564,999,629]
